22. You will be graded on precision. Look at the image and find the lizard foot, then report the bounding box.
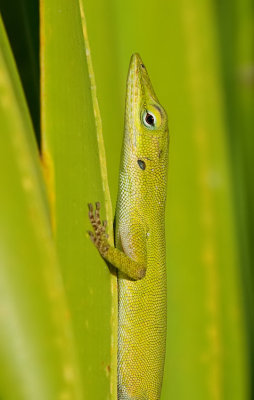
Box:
[88,202,109,256]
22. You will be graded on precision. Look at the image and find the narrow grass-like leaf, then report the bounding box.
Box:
[215,0,254,392]
[0,16,83,399]
[78,3,117,397]
[41,1,113,397]
[80,0,123,205]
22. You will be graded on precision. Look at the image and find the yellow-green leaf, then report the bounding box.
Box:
[0,16,83,399]
[40,1,114,398]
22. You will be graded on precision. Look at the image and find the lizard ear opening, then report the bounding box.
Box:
[137,159,146,170]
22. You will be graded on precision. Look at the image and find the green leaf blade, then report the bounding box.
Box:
[41,1,114,398]
[0,16,83,399]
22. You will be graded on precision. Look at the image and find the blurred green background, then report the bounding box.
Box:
[0,0,253,399]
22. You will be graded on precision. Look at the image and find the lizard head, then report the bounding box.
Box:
[124,53,169,163]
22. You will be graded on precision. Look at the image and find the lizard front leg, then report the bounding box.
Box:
[88,202,146,280]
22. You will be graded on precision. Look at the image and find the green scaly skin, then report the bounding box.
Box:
[89,53,169,400]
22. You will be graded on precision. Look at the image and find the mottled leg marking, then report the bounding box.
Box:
[88,202,109,256]
[88,202,146,280]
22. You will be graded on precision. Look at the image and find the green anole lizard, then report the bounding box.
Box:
[88,53,169,400]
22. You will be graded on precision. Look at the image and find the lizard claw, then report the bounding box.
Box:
[88,203,93,218]
[95,202,100,219]
[88,230,95,242]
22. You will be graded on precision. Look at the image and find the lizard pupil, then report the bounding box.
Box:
[145,113,155,126]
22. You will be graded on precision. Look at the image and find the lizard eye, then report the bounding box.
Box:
[142,110,156,129]
[141,104,162,130]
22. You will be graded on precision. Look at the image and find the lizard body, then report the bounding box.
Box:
[89,53,169,399]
